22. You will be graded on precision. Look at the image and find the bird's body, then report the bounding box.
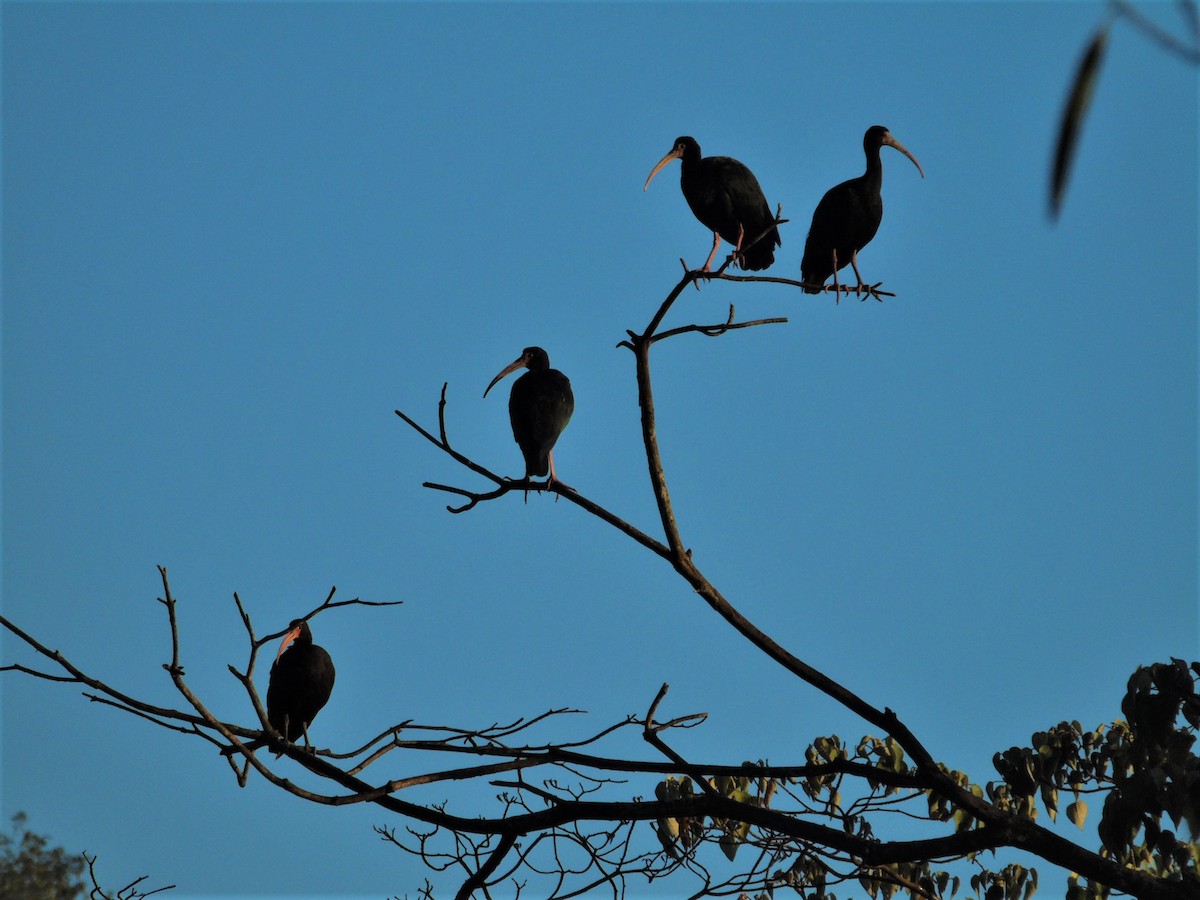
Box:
[223,619,335,756]
[485,347,574,483]
[645,136,780,272]
[265,620,335,745]
[801,125,924,296]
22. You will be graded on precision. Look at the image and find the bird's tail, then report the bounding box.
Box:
[739,226,780,271]
[799,262,824,294]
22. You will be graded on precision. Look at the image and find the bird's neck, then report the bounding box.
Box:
[863,154,883,190]
[679,147,702,176]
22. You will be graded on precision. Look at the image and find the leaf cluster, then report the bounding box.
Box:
[0,812,84,900]
[992,660,1199,898]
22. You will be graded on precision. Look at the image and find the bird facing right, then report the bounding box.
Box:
[801,125,924,297]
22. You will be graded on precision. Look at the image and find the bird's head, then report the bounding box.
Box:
[484,347,549,398]
[644,136,699,191]
[275,619,312,662]
[869,126,925,179]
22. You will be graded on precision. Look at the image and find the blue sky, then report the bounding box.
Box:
[2,2,1196,898]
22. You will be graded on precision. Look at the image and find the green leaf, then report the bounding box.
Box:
[1040,784,1059,821]
[953,808,974,833]
[718,831,740,862]
[654,818,679,859]
[886,737,905,772]
[1066,800,1088,829]
[1050,24,1110,219]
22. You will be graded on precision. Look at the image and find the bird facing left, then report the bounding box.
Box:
[484,346,574,485]
[644,135,781,272]
[224,618,336,756]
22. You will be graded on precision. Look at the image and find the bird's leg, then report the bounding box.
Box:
[301,721,314,753]
[849,251,868,298]
[732,223,746,268]
[831,250,842,305]
[546,451,571,494]
[701,231,721,272]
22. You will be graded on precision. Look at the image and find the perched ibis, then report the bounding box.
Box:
[484,346,574,484]
[644,136,781,272]
[801,125,924,296]
[226,618,335,755]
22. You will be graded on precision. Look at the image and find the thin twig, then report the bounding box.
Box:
[1115,0,1200,62]
[651,306,787,344]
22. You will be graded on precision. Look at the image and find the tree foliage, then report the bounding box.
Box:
[0,812,84,900]
[0,812,173,900]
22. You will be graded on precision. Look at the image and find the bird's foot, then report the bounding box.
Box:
[680,258,706,289]
[862,281,887,302]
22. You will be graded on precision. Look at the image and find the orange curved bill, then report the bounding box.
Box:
[275,623,303,662]
[883,133,925,179]
[643,147,683,192]
[484,355,527,398]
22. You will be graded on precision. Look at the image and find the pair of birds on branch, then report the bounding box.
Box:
[644,125,925,293]
[236,127,923,760]
[238,350,571,757]
[239,350,572,757]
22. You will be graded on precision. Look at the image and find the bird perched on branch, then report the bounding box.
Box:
[225,618,335,756]
[484,346,574,485]
[801,125,924,297]
[644,135,781,272]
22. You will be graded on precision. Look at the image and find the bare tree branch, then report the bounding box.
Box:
[83,852,175,900]
[1115,0,1200,62]
[4,256,1195,900]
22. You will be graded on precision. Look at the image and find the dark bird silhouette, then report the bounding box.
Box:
[644,136,780,272]
[484,346,574,484]
[224,619,335,756]
[801,125,924,296]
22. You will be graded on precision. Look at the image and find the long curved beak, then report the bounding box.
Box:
[275,623,303,663]
[883,133,925,179]
[483,356,527,398]
[643,147,683,192]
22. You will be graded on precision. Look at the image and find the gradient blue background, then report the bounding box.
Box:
[3,2,1197,897]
